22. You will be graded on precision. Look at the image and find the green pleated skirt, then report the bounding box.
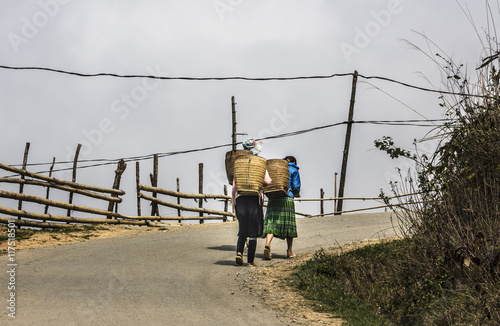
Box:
[263,196,297,239]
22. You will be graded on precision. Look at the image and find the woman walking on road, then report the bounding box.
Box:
[262,155,301,260]
[232,138,271,267]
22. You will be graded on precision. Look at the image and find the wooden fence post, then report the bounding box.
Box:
[336,70,358,215]
[136,161,141,217]
[67,144,81,218]
[320,188,325,216]
[107,159,127,219]
[199,163,204,224]
[17,142,30,223]
[334,172,338,213]
[44,157,56,220]
[150,154,159,216]
[177,177,181,223]
[223,185,228,222]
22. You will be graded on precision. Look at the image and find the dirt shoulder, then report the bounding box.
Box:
[247,252,344,325]
[247,240,393,325]
[0,222,210,252]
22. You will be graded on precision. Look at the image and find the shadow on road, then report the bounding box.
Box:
[207,244,236,252]
[213,260,240,266]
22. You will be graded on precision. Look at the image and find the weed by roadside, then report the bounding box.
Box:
[292,238,500,325]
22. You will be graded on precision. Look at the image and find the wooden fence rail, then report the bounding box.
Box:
[0,158,424,229]
[0,216,76,229]
[137,184,234,221]
[0,161,145,228]
[0,163,124,196]
[139,184,231,200]
[0,178,122,203]
[0,206,147,226]
[0,190,125,219]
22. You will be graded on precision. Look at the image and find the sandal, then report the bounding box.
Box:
[264,246,272,260]
[236,253,244,265]
[287,253,296,259]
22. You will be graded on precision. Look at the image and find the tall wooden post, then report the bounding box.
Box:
[334,172,338,213]
[67,144,81,217]
[17,142,30,223]
[150,154,159,216]
[44,157,56,219]
[320,188,325,216]
[336,71,358,215]
[176,178,181,223]
[107,159,127,219]
[136,162,141,217]
[223,185,229,222]
[199,163,204,224]
[232,96,237,151]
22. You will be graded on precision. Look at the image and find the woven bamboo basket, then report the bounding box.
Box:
[234,155,267,196]
[264,159,289,198]
[225,150,253,184]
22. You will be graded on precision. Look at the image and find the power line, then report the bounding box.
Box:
[4,119,450,176]
[0,65,352,81]
[0,65,491,98]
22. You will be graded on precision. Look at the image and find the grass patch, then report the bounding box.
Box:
[292,239,500,325]
[0,228,38,242]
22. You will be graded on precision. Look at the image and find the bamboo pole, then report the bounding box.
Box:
[146,221,184,227]
[0,163,125,195]
[124,215,229,221]
[0,206,147,225]
[139,193,235,217]
[139,184,231,200]
[0,216,77,229]
[261,203,310,217]
[295,197,382,202]
[306,200,431,218]
[0,178,122,202]
[337,70,358,215]
[294,192,424,202]
[67,144,82,217]
[0,190,125,218]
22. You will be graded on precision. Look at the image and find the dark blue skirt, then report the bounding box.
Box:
[235,196,264,238]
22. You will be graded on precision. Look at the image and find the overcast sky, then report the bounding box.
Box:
[0,0,495,217]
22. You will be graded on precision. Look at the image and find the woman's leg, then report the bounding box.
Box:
[265,233,274,247]
[264,234,273,260]
[286,237,295,258]
[237,236,246,254]
[236,236,246,265]
[247,238,257,265]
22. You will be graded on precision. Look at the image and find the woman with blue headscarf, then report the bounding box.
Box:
[262,155,301,259]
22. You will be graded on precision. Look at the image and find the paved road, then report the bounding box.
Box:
[1,212,398,325]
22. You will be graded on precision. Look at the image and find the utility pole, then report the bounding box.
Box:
[232,96,237,151]
[336,70,358,215]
